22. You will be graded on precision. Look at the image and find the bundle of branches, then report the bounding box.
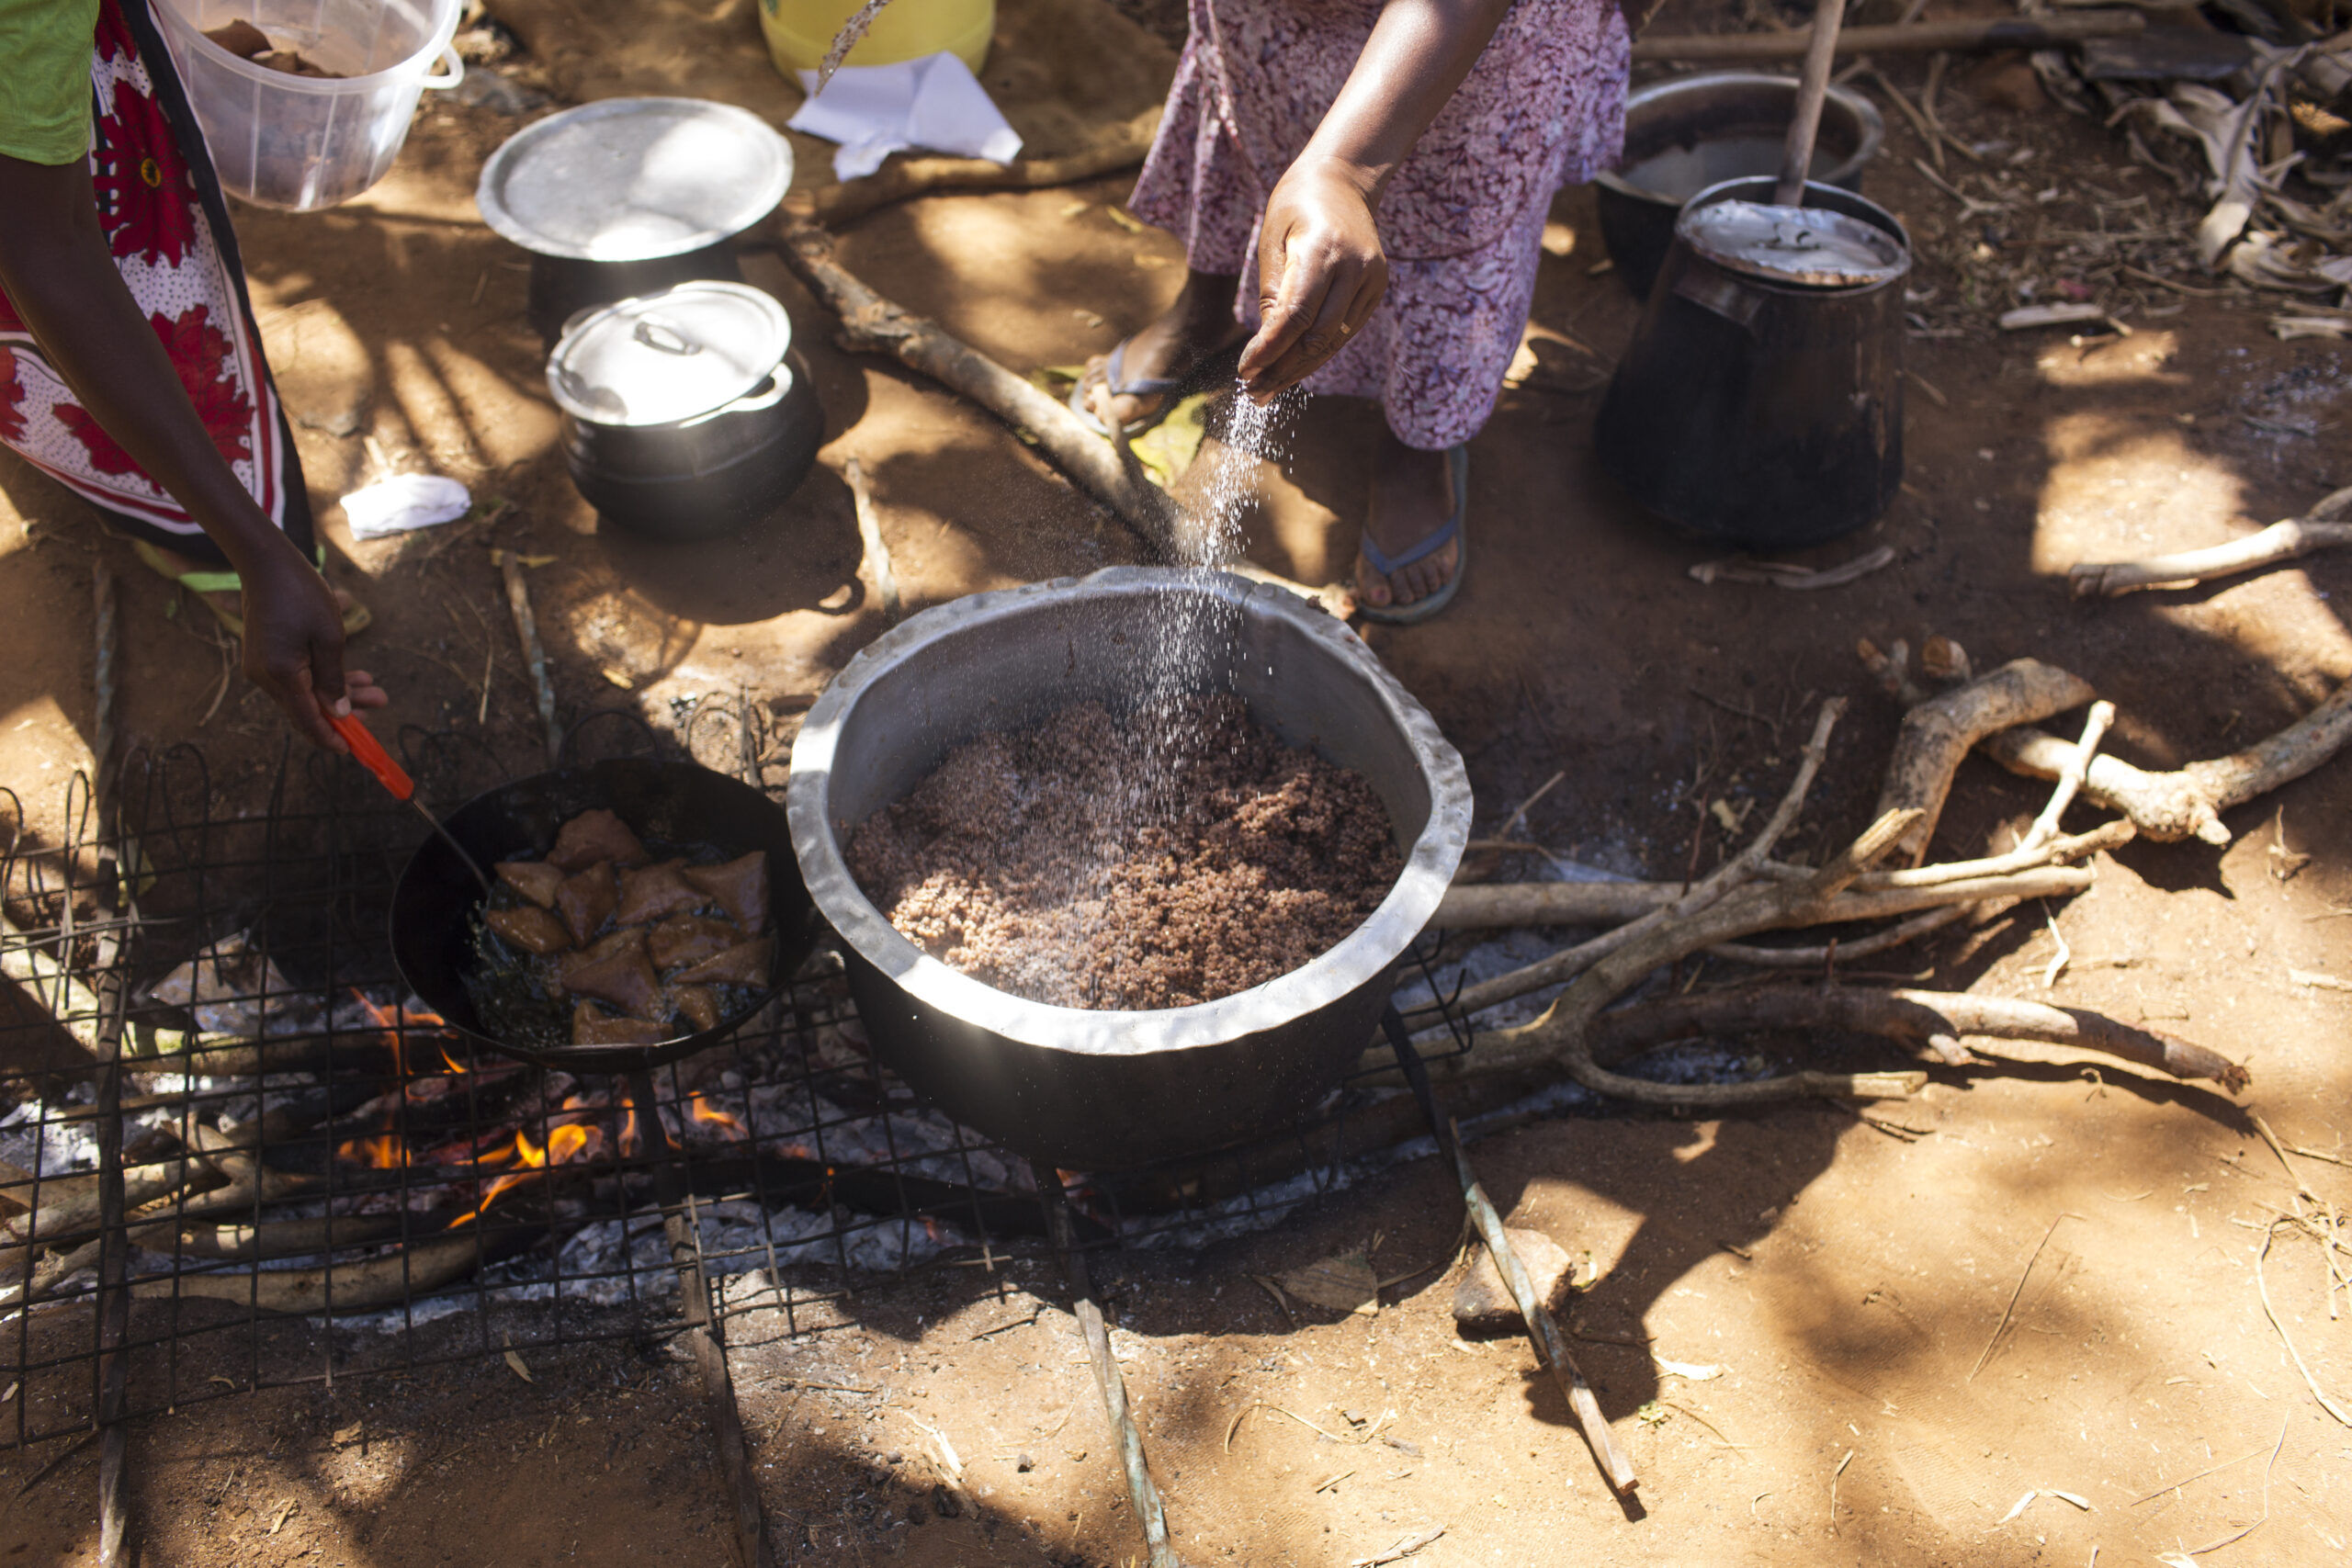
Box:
[1401,475,2352,1108]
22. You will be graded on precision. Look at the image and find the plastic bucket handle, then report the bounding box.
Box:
[418,43,465,89]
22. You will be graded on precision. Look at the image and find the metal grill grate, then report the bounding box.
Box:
[0,719,1477,1460]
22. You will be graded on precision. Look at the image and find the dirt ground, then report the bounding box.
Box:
[3,0,2350,1561]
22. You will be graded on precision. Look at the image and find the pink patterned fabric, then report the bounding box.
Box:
[0,0,309,563]
[1131,0,1630,450]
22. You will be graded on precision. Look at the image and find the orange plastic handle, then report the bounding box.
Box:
[326,710,414,802]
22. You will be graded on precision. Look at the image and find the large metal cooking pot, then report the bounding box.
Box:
[787,568,1474,1169]
[391,759,818,1073]
[1598,73,1883,299]
[1595,175,1909,550]
[476,97,793,341]
[548,283,823,540]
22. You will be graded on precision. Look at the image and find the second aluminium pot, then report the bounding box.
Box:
[1595,175,1910,551]
[787,569,1474,1170]
[548,281,822,539]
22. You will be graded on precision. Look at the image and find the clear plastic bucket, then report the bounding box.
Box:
[153,0,465,211]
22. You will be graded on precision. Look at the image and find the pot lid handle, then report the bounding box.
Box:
[632,318,701,356]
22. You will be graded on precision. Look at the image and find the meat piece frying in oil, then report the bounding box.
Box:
[561,929,662,1018]
[615,860,707,926]
[548,808,648,873]
[648,914,741,973]
[555,861,617,946]
[681,852,768,934]
[484,905,571,955]
[495,860,564,909]
[673,937,773,987]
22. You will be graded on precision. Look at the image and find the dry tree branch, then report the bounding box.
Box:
[1984,675,2352,845]
[1586,987,2247,1091]
[1872,660,2098,864]
[2070,508,2352,598]
[766,217,1352,615]
[786,110,1161,227]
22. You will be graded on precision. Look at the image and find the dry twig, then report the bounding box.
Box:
[2069,487,2352,596]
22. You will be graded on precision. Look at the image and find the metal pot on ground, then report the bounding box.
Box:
[475,97,794,341]
[1595,175,1910,551]
[1597,73,1883,299]
[786,568,1474,1170]
[548,282,823,540]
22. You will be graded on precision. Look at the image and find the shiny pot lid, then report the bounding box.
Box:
[548,282,792,427]
[477,97,793,262]
[1678,199,1907,288]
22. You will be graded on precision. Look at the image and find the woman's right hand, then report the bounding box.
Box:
[235,544,385,750]
[1238,154,1391,401]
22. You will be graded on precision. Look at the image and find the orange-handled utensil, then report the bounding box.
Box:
[326,710,493,895]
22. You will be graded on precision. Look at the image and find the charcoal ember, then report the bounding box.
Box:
[681,852,768,934]
[495,859,564,908]
[673,936,773,987]
[484,905,571,955]
[562,930,662,1016]
[548,809,648,872]
[555,861,617,945]
[571,1002,669,1047]
[649,914,740,972]
[673,985,720,1032]
[615,859,706,926]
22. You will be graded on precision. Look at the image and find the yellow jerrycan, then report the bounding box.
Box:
[760,0,994,78]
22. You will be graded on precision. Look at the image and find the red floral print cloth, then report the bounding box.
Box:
[1130,0,1629,450]
[0,0,311,563]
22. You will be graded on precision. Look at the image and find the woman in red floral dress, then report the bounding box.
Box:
[0,0,381,750]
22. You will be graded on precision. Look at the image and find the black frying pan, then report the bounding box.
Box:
[390,759,815,1073]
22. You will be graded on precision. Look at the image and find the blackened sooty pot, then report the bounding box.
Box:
[390,758,817,1073]
[1597,73,1884,299]
[1594,175,1909,550]
[786,568,1475,1170]
[548,282,822,541]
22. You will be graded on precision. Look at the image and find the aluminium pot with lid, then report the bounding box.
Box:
[476,97,793,339]
[548,282,821,541]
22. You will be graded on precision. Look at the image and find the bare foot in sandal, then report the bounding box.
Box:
[1073,268,1251,435]
[1354,432,1464,618]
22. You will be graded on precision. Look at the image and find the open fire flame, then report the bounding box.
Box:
[327,997,755,1228]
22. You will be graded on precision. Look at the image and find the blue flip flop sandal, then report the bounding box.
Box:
[1070,338,1244,441]
[1357,444,1469,626]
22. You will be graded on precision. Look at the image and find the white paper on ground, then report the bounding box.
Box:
[342,473,471,539]
[789,51,1023,182]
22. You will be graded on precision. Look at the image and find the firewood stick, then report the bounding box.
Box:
[785,108,1160,227]
[843,457,901,622]
[128,1232,507,1314]
[1437,864,2088,1014]
[1383,1018,1635,1495]
[1984,675,2352,846]
[1631,9,2142,62]
[1871,659,2098,864]
[1589,987,2247,1092]
[2069,486,2352,597]
[1708,902,1972,968]
[492,548,562,768]
[1433,822,2128,929]
[766,218,1356,618]
[1436,701,1848,1010]
[2023,701,2116,849]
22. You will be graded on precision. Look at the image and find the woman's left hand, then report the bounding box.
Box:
[1238,155,1390,400]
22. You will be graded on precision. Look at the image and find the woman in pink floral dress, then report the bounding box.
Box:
[0,0,382,750]
[1075,0,1629,621]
